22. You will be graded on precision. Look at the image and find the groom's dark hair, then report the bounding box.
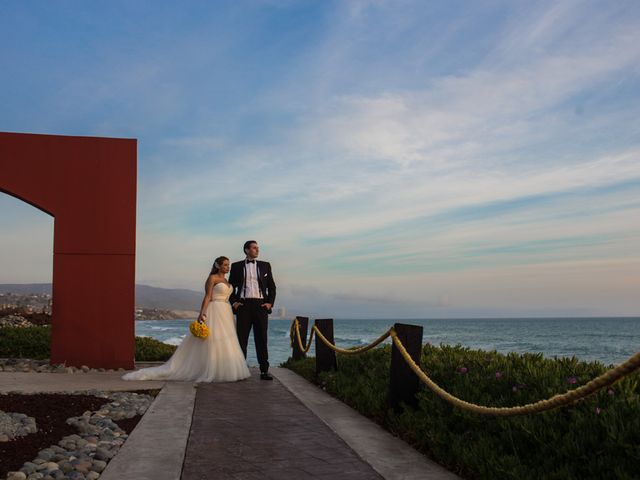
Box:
[243,240,257,254]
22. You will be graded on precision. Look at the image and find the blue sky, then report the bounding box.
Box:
[1,0,639,318]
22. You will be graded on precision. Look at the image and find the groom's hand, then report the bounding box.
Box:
[232,302,243,309]
[261,303,272,310]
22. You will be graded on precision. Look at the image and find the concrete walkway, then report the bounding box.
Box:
[100,381,196,480]
[272,367,461,480]
[0,371,165,393]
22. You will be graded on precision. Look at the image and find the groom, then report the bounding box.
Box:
[229,240,276,380]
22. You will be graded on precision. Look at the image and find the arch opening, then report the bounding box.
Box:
[0,193,53,340]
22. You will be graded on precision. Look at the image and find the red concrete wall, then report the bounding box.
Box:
[0,132,137,368]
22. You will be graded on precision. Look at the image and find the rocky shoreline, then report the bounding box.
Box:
[0,316,34,329]
[0,310,51,327]
[0,309,197,325]
[135,308,198,320]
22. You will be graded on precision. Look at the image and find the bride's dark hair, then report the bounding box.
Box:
[206,256,229,291]
[209,256,229,275]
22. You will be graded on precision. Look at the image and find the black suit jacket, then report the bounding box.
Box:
[229,260,276,314]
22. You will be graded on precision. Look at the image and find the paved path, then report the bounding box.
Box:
[181,368,383,480]
[273,368,461,480]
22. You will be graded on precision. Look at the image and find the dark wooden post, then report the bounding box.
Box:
[315,318,338,374]
[389,323,423,411]
[291,316,309,361]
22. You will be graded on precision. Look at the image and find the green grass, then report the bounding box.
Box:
[282,344,640,480]
[0,326,177,362]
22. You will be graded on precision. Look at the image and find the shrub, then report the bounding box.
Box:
[0,326,51,359]
[282,344,640,480]
[0,327,177,362]
[134,336,177,361]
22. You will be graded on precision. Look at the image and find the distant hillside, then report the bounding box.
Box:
[135,284,203,310]
[0,283,51,295]
[0,283,203,310]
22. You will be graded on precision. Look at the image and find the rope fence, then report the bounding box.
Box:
[289,317,640,417]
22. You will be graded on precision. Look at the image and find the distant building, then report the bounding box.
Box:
[277,307,286,319]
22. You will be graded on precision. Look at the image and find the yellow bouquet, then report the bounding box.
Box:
[189,320,210,339]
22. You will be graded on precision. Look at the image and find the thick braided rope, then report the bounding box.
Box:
[289,319,299,348]
[389,328,640,416]
[289,320,640,416]
[289,319,304,350]
[292,318,315,353]
[312,324,392,355]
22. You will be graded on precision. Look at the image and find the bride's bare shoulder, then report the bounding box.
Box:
[205,274,218,289]
[208,274,230,287]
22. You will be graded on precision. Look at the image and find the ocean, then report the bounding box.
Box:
[135,317,640,367]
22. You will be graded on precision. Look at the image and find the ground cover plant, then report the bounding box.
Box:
[282,344,640,480]
[0,327,177,362]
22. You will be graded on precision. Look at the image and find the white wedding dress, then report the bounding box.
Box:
[122,282,251,383]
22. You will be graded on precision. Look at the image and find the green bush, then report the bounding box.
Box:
[0,327,177,362]
[0,326,51,359]
[134,336,177,361]
[282,344,640,480]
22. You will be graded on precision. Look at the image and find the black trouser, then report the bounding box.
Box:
[236,298,269,373]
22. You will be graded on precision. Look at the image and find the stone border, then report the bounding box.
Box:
[0,359,124,375]
[0,372,165,395]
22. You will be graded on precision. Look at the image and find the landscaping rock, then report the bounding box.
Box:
[7,472,27,480]
[7,391,154,480]
[0,410,38,441]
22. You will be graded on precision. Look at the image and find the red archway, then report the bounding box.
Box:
[0,132,136,368]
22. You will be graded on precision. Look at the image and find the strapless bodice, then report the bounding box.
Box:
[212,282,232,302]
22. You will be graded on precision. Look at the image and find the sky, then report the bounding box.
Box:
[1,0,639,318]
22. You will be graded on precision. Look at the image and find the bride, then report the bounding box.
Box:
[122,256,251,382]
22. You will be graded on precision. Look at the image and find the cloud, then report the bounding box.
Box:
[1,0,639,316]
[136,1,640,232]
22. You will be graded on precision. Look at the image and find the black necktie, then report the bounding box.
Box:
[246,260,255,264]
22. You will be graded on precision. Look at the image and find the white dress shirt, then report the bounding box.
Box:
[241,259,263,299]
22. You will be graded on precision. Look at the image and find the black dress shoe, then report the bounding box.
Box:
[260,372,273,381]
